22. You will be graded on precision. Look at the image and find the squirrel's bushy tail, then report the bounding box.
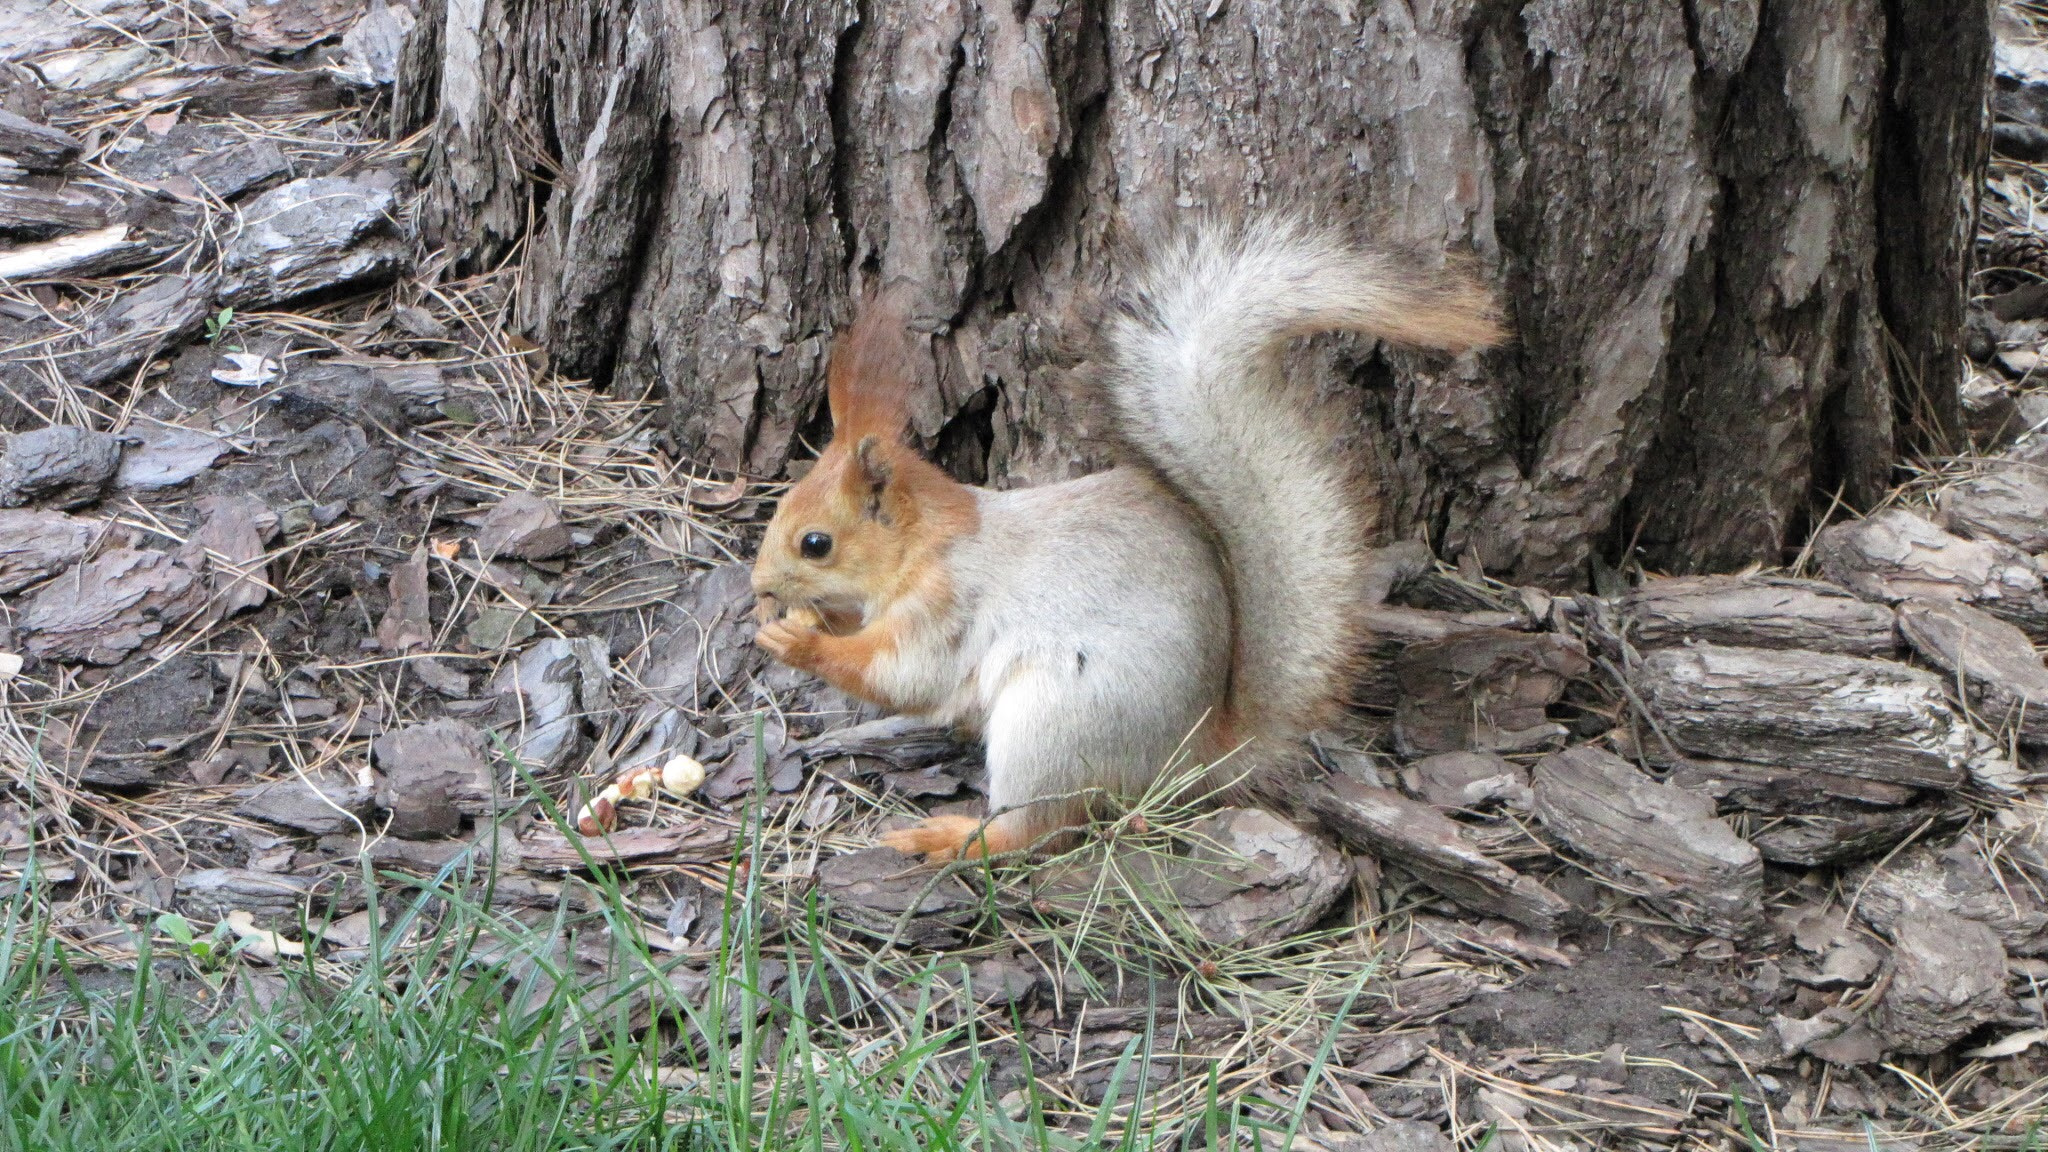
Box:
[1101,215,1503,761]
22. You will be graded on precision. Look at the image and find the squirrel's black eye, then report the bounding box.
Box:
[799,531,833,560]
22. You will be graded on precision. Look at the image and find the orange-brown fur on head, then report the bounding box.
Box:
[752,291,978,629]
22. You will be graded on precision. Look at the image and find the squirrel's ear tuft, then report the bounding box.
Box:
[851,436,893,520]
[826,285,920,440]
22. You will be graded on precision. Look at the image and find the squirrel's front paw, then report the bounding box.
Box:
[754,613,821,667]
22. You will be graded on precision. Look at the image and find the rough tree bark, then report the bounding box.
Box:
[399,0,1990,586]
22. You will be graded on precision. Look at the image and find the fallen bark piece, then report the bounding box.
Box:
[1660,752,1918,812]
[488,636,610,770]
[1768,1006,1865,1062]
[1304,774,1571,931]
[135,66,346,117]
[0,426,121,509]
[1342,1121,1456,1152]
[1399,750,1531,811]
[639,563,764,711]
[0,183,108,239]
[1941,465,2048,554]
[1851,840,2048,955]
[1632,643,1974,789]
[174,867,335,927]
[111,123,293,201]
[1138,808,1351,947]
[408,655,469,697]
[819,846,981,948]
[0,223,151,280]
[1868,904,2009,1055]
[0,508,95,593]
[519,821,732,871]
[1897,598,2048,744]
[113,424,228,490]
[1619,574,1898,655]
[229,0,365,53]
[188,139,294,200]
[221,176,406,308]
[1354,605,1519,712]
[1745,801,1963,867]
[277,363,411,429]
[63,271,219,388]
[194,493,271,618]
[18,547,207,664]
[337,0,415,86]
[473,491,573,559]
[1393,629,1587,757]
[234,775,374,835]
[1778,904,1886,988]
[0,107,80,170]
[372,547,430,652]
[801,715,967,768]
[1405,913,1573,968]
[1374,969,1486,1023]
[1814,508,2048,640]
[1532,745,1762,940]
[371,718,497,837]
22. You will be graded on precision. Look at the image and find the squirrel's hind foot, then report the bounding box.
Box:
[879,814,1030,862]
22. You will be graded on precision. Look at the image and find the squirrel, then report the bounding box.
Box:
[751,215,1504,862]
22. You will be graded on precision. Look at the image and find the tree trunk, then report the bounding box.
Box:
[400,0,1990,587]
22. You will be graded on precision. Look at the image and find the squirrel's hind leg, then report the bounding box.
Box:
[879,811,1041,862]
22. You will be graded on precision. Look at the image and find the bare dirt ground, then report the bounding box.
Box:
[5,1,2048,1149]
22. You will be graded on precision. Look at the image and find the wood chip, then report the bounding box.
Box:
[1620,574,1898,655]
[221,175,407,309]
[1532,745,1762,940]
[1398,750,1531,811]
[370,718,497,838]
[62,271,220,389]
[0,507,95,593]
[18,547,207,664]
[1132,808,1351,947]
[174,867,338,927]
[373,547,429,651]
[473,490,573,559]
[1658,752,1918,811]
[194,493,271,619]
[1392,628,1587,757]
[1939,457,2048,553]
[0,182,108,239]
[1815,507,2048,640]
[801,715,967,768]
[1851,839,2048,956]
[0,426,121,509]
[113,423,228,490]
[517,822,732,870]
[1303,774,1571,931]
[818,846,981,949]
[1632,643,1975,789]
[487,636,610,770]
[229,0,366,54]
[234,775,374,835]
[0,223,151,280]
[1868,903,2009,1055]
[1896,597,2048,744]
[0,106,80,170]
[1746,801,1962,866]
